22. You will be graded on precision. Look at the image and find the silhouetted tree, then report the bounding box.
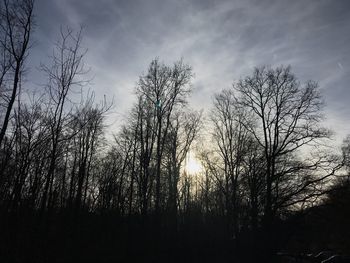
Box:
[0,0,35,148]
[164,110,201,228]
[39,27,87,213]
[234,66,337,229]
[211,89,251,238]
[136,58,193,219]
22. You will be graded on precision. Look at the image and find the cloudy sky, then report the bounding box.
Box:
[29,0,350,144]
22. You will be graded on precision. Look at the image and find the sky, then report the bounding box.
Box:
[28,0,350,145]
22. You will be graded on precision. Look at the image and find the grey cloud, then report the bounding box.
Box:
[30,0,350,141]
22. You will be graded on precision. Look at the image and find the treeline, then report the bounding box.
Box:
[0,1,349,262]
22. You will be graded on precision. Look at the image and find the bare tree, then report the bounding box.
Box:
[9,93,49,210]
[0,0,34,148]
[133,95,157,216]
[164,110,201,227]
[136,58,193,218]
[71,95,109,212]
[234,66,336,228]
[40,27,87,213]
[211,89,251,238]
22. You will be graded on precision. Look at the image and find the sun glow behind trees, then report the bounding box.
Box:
[184,151,203,175]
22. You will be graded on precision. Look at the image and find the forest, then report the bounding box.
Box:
[0,0,350,262]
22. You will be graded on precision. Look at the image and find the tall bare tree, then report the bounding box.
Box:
[40,27,87,213]
[211,89,251,238]
[0,0,34,148]
[164,110,201,227]
[136,58,193,218]
[234,66,334,228]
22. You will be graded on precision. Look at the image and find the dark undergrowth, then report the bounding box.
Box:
[0,211,240,263]
[1,201,349,263]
